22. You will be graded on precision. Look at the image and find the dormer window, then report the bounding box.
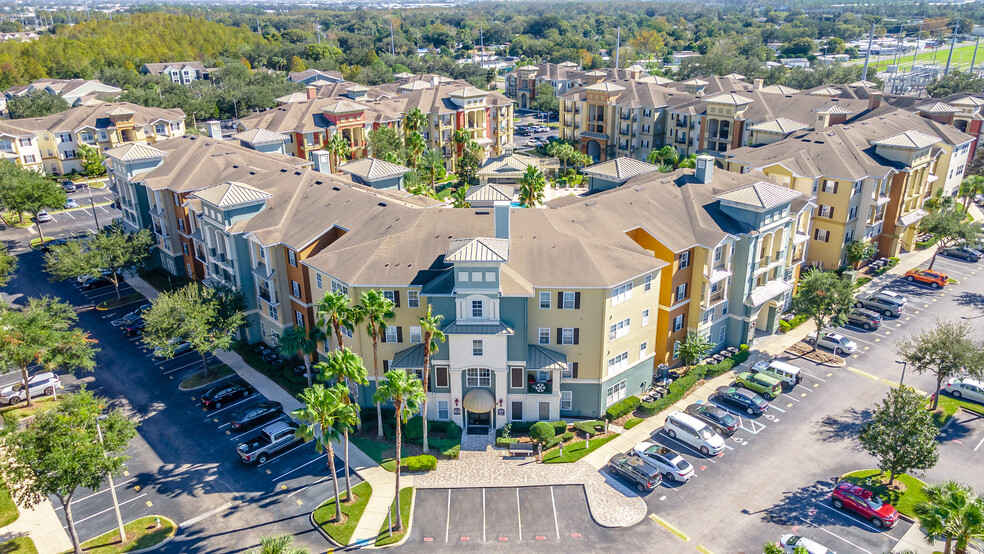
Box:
[471,300,484,318]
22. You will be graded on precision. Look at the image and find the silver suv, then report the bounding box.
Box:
[1,372,63,404]
[854,290,907,317]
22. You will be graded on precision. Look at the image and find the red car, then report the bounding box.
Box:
[831,481,899,528]
[904,268,948,288]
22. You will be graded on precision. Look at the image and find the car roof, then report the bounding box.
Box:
[263,420,296,434]
[825,332,845,340]
[31,372,57,381]
[744,371,780,384]
[953,377,984,387]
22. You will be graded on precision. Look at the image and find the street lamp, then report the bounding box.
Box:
[95,415,126,544]
[86,183,100,230]
[896,360,908,386]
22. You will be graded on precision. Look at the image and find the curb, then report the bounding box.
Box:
[370,487,416,549]
[177,373,235,391]
[309,508,345,549]
[115,516,178,554]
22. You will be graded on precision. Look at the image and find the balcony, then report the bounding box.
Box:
[527,376,553,395]
[257,288,278,305]
[703,288,726,307]
[675,136,687,144]
[758,255,772,268]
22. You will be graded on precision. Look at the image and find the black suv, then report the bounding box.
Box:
[714,386,768,415]
[685,403,739,436]
[607,453,662,492]
[230,401,283,431]
[846,308,882,330]
[123,318,146,336]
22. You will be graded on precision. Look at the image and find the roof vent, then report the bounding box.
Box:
[474,210,490,215]
[281,169,288,173]
[315,180,323,185]
[232,164,239,169]
[332,186,341,191]
[249,171,256,175]
[585,200,596,206]
[295,171,302,175]
[378,202,387,207]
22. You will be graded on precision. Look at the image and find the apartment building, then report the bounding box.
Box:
[0,120,43,171]
[2,78,122,116]
[505,62,584,109]
[140,62,212,85]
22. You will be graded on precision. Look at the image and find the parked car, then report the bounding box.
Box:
[41,238,69,253]
[201,381,253,410]
[806,332,857,355]
[230,401,283,431]
[904,268,948,288]
[779,534,836,554]
[630,442,695,482]
[714,385,768,415]
[735,371,782,399]
[123,318,146,336]
[515,126,534,136]
[846,308,882,330]
[35,210,51,223]
[607,453,663,492]
[237,420,302,464]
[854,290,907,317]
[750,359,802,388]
[942,377,984,404]
[64,199,80,209]
[263,353,285,365]
[120,304,152,326]
[685,402,739,437]
[940,246,981,262]
[830,481,899,528]
[81,275,115,290]
[663,411,725,456]
[62,179,86,190]
[0,372,63,404]
[153,339,193,358]
[61,181,78,192]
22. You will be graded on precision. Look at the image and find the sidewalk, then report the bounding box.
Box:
[128,276,398,548]
[0,500,72,553]
[893,520,984,554]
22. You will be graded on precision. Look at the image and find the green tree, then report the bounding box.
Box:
[0,296,97,406]
[450,185,471,208]
[293,383,347,522]
[914,481,984,554]
[763,542,784,554]
[529,421,555,461]
[418,148,446,190]
[247,534,309,554]
[647,145,679,167]
[897,319,984,410]
[531,81,559,113]
[452,128,470,173]
[547,142,575,174]
[0,389,137,554]
[965,150,984,178]
[455,141,481,188]
[0,167,66,242]
[958,175,984,212]
[77,143,106,177]
[677,330,713,374]
[142,283,246,378]
[367,126,404,163]
[419,304,445,453]
[276,324,325,387]
[6,90,70,119]
[316,290,355,351]
[791,269,856,350]
[44,222,154,299]
[314,347,368,500]
[0,244,16,288]
[404,132,426,169]
[927,71,984,98]
[918,206,981,270]
[373,369,426,532]
[845,239,877,269]
[677,153,698,169]
[404,107,427,136]
[781,37,816,57]
[325,133,351,173]
[858,385,939,486]
[518,165,546,208]
[356,290,395,437]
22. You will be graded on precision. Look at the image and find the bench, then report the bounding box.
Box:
[507,442,535,456]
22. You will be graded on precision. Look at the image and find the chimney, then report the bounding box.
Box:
[207,121,222,139]
[754,78,764,90]
[431,75,439,86]
[695,155,715,184]
[494,203,510,239]
[815,112,830,130]
[311,150,331,174]
[306,85,317,100]
[867,90,883,111]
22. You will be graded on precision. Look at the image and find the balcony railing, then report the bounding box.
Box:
[527,379,553,394]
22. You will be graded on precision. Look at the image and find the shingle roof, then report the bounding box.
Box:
[104,143,167,161]
[759,84,800,95]
[817,104,855,115]
[705,93,754,105]
[871,130,941,149]
[465,184,514,202]
[16,102,185,133]
[810,87,842,97]
[951,96,984,107]
[446,237,510,262]
[919,102,959,114]
[715,181,803,209]
[749,117,810,134]
[193,181,274,207]
[583,157,661,180]
[232,128,287,145]
[338,158,409,180]
[848,80,879,88]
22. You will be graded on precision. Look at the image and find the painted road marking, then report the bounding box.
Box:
[483,488,487,542]
[179,502,233,528]
[767,404,785,413]
[550,486,561,539]
[649,514,691,542]
[975,436,984,452]
[799,517,873,554]
[782,394,800,403]
[787,403,793,408]
[846,366,879,382]
[515,488,521,542]
[814,502,883,533]
[697,546,715,554]
[272,453,327,482]
[447,490,452,543]
[68,494,148,526]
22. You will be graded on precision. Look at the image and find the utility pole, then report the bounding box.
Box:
[317,18,322,44]
[86,184,100,229]
[95,416,125,545]
[389,21,394,56]
[945,18,960,76]
[615,27,621,70]
[480,24,485,68]
[972,36,981,74]
[861,23,875,81]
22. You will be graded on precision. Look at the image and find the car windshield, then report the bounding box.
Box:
[865,496,884,510]
[698,427,715,440]
[752,395,768,407]
[674,458,692,471]
[719,413,736,425]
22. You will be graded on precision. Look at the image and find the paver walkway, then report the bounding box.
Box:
[0,500,72,553]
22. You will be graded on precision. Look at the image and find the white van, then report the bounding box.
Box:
[663,411,725,456]
[751,360,802,388]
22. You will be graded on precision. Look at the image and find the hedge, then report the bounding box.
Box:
[779,314,809,334]
[544,431,575,450]
[573,420,606,437]
[637,345,749,417]
[604,396,640,420]
[402,455,437,472]
[549,420,568,433]
[402,416,462,444]
[872,257,900,276]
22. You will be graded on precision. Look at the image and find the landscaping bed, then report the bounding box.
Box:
[786,341,843,365]
[840,470,927,519]
[178,364,233,390]
[0,537,37,554]
[73,515,176,553]
[637,346,751,418]
[928,393,984,427]
[96,292,145,311]
[1,395,61,425]
[0,481,18,528]
[234,343,306,397]
[312,481,373,546]
[350,412,461,472]
[1,212,33,228]
[137,268,190,293]
[375,487,413,547]
[543,433,620,463]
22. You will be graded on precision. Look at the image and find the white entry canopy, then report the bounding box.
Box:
[462,388,495,413]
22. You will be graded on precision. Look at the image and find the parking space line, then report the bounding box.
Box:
[649,514,690,542]
[256,442,308,466]
[163,360,208,376]
[68,493,147,526]
[273,454,327,482]
[781,394,800,403]
[696,546,714,554]
[204,397,256,417]
[55,478,138,509]
[845,366,880,382]
[813,502,884,533]
[447,490,453,543]
[767,404,785,413]
[550,486,560,540]
[798,372,826,383]
[660,432,716,463]
[798,517,873,553]
[482,488,487,542]
[515,488,522,541]
[975,436,984,452]
[286,473,335,498]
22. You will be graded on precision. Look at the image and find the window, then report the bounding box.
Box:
[382,290,396,303]
[385,327,399,343]
[459,272,468,282]
[609,318,630,341]
[672,340,681,360]
[466,367,491,387]
[605,379,627,407]
[640,342,648,357]
[561,291,576,309]
[844,230,854,243]
[822,180,837,194]
[562,362,575,379]
[848,205,859,220]
[288,250,297,267]
[471,272,483,282]
[679,251,690,269]
[644,274,653,292]
[22,154,35,163]
[611,282,632,305]
[714,246,723,262]
[409,326,422,343]
[818,205,833,219]
[485,272,495,282]
[853,180,862,195]
[291,280,301,298]
[722,303,728,315]
[814,228,830,242]
[471,299,484,318]
[155,124,166,134]
[472,340,483,356]
[182,243,189,256]
[718,325,727,343]
[561,327,575,345]
[673,314,685,332]
[561,391,572,410]
[538,328,551,345]
[19,138,31,147]
[438,400,449,419]
[316,273,323,289]
[436,366,449,387]
[675,283,688,302]
[177,219,185,232]
[642,309,650,326]
[607,352,629,374]
[408,291,419,308]
[268,305,278,319]
[511,367,524,388]
[539,291,551,309]
[295,310,304,326]
[331,279,348,295]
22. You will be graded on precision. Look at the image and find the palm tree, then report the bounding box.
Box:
[325,133,350,173]
[518,165,546,208]
[316,290,354,351]
[356,290,395,437]
[247,534,309,554]
[452,128,470,172]
[677,153,698,169]
[373,369,426,532]
[914,480,984,554]
[418,305,445,453]
[647,145,679,167]
[959,175,984,212]
[293,383,347,522]
[418,148,446,190]
[314,347,368,502]
[405,132,426,168]
[450,185,471,208]
[276,325,325,387]
[404,107,427,136]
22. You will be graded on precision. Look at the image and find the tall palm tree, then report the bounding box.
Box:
[315,290,354,351]
[647,145,679,167]
[405,132,426,168]
[915,480,984,554]
[293,383,347,522]
[276,325,325,387]
[314,347,368,502]
[452,128,470,172]
[247,534,309,554]
[325,133,350,173]
[419,148,446,190]
[518,165,546,208]
[356,290,395,437]
[450,185,471,208]
[418,305,445,453]
[373,369,426,532]
[959,175,984,212]
[404,107,427,136]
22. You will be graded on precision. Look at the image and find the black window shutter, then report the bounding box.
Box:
[393,291,401,308]
[383,360,390,371]
[683,283,688,298]
[814,228,820,240]
[380,329,387,343]
[557,291,563,308]
[556,328,562,345]
[574,292,581,309]
[833,181,838,194]
[437,367,449,387]
[572,362,578,378]
[396,327,403,343]
[573,328,580,344]
[829,207,834,220]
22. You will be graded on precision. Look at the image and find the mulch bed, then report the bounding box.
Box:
[785,342,843,365]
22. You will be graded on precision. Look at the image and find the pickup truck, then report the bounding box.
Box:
[236,421,302,464]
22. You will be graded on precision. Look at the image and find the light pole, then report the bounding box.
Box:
[95,415,126,544]
[86,183,100,230]
[896,359,908,386]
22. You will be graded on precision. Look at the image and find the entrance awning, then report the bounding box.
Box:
[462,388,495,413]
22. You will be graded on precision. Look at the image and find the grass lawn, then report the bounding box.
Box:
[841,470,928,518]
[0,537,38,554]
[929,393,984,427]
[543,433,620,463]
[349,435,399,472]
[870,42,984,72]
[0,395,61,423]
[1,212,33,228]
[96,292,145,311]
[313,481,373,546]
[178,364,233,390]
[0,482,18,528]
[73,515,176,553]
[375,487,413,547]
[624,417,644,430]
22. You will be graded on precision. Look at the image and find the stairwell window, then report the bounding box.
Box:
[609,318,630,341]
[642,309,650,326]
[679,251,690,269]
[408,291,419,308]
[466,367,491,387]
[640,342,648,358]
[611,282,632,305]
[471,299,484,318]
[673,314,685,332]
[472,340,484,357]
[561,391,572,410]
[644,274,653,292]
[538,328,550,345]
[607,352,628,374]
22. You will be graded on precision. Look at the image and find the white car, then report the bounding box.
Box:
[942,378,984,404]
[806,332,857,355]
[35,210,52,223]
[65,199,79,209]
[631,442,695,482]
[779,534,835,554]
[0,372,63,405]
[153,339,193,358]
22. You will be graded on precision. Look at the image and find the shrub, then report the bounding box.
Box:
[561,431,574,441]
[443,444,460,459]
[402,455,437,472]
[604,396,640,421]
[732,344,750,364]
[573,420,606,436]
[446,420,462,441]
[404,416,424,442]
[529,421,555,446]
[855,276,872,288]
[703,358,735,379]
[495,437,519,446]
[544,434,564,450]
[549,420,568,433]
